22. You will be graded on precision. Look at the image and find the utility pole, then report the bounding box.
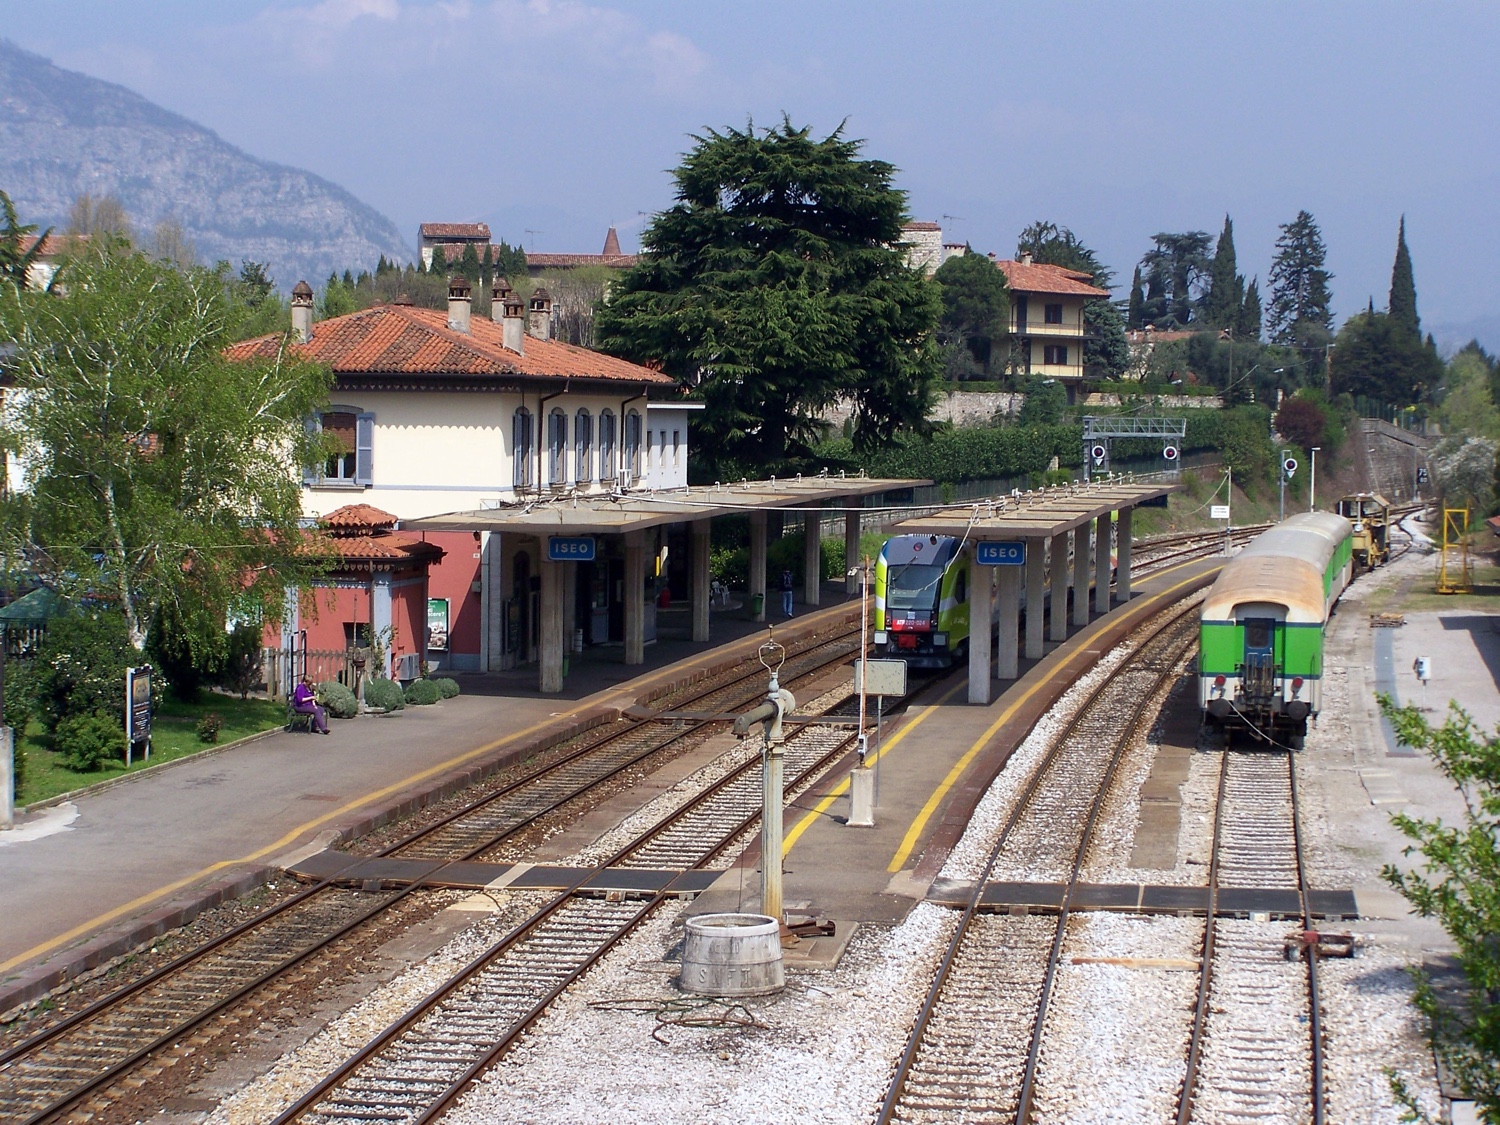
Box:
[1310,447,1321,511]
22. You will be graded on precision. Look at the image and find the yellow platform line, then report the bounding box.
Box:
[884,562,1213,873]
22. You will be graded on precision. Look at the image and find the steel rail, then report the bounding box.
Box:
[0,624,862,1125]
[1288,750,1327,1125]
[271,706,871,1123]
[876,599,1200,1124]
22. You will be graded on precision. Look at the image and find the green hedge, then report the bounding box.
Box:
[363,677,404,712]
[404,678,441,706]
[432,677,460,699]
[56,713,126,772]
[318,681,358,719]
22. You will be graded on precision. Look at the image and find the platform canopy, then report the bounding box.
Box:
[888,475,1179,541]
[402,474,926,536]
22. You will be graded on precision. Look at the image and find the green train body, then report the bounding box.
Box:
[873,535,975,668]
[1199,512,1354,746]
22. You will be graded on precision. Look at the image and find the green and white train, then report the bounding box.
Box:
[1199,512,1354,748]
[873,535,976,668]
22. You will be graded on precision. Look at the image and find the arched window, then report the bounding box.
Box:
[547,409,568,485]
[512,407,533,489]
[574,409,593,482]
[598,410,616,482]
[624,410,643,485]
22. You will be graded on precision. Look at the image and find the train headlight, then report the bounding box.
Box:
[934,633,949,647]
[1213,675,1226,687]
[873,631,888,646]
[1291,677,1304,695]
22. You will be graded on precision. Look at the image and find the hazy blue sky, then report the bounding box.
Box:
[3,0,1496,345]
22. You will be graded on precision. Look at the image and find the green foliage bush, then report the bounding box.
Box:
[363,677,404,712]
[218,624,264,699]
[30,612,136,732]
[404,678,441,706]
[55,712,126,771]
[317,680,358,719]
[432,677,460,699]
[195,712,224,743]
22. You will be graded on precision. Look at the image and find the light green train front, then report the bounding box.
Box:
[874,535,973,668]
[1198,512,1353,746]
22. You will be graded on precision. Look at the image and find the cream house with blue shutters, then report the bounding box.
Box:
[227,276,680,674]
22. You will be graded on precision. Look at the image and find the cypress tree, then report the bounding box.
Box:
[1127,266,1144,330]
[459,242,482,286]
[481,243,494,288]
[1238,277,1262,341]
[1389,215,1420,339]
[1203,215,1244,329]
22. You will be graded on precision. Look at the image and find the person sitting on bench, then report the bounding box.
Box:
[291,675,330,734]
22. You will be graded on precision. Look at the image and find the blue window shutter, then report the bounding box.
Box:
[303,414,322,485]
[355,412,375,486]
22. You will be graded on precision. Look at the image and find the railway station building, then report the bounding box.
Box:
[228,276,914,692]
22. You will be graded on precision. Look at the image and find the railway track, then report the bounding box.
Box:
[269,698,862,1123]
[1176,748,1324,1125]
[878,601,1200,1124]
[0,623,864,1125]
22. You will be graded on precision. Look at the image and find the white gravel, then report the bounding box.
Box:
[446,901,957,1124]
[1034,913,1202,1124]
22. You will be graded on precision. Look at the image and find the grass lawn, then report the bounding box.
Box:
[15,695,286,807]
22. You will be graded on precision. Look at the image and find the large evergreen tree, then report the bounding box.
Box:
[1238,277,1263,341]
[1266,210,1333,343]
[1126,266,1144,331]
[1202,214,1245,330]
[0,191,52,290]
[1137,231,1212,328]
[595,118,942,473]
[1331,309,1442,405]
[934,250,1009,374]
[1389,215,1420,339]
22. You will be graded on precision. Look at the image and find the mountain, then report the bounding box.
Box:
[0,40,411,289]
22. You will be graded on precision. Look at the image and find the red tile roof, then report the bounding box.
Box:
[525,251,639,269]
[20,233,72,256]
[326,532,444,563]
[225,303,674,386]
[322,503,398,531]
[420,222,490,240]
[902,221,941,232]
[993,259,1110,298]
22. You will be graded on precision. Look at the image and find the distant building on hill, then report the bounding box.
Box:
[417,222,490,269]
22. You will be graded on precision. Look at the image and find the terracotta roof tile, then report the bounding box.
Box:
[993,259,1110,298]
[420,222,490,240]
[525,251,638,269]
[322,503,398,531]
[327,532,444,562]
[226,304,674,386]
[902,221,941,232]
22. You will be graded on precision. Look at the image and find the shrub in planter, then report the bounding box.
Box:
[432,677,460,699]
[363,677,404,712]
[317,681,358,720]
[55,712,126,772]
[404,678,441,706]
[196,712,224,743]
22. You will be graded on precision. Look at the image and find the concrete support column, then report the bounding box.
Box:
[1072,524,1091,626]
[1095,515,1112,614]
[624,530,645,665]
[1117,506,1134,601]
[749,511,767,623]
[1024,538,1046,660]
[844,504,862,594]
[539,556,565,692]
[803,507,822,607]
[1049,532,1069,642]
[997,562,1021,680]
[968,558,994,704]
[562,560,577,656]
[690,518,712,643]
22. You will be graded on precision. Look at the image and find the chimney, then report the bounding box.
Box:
[447,274,472,333]
[502,295,526,354]
[291,280,314,343]
[528,287,553,341]
[1019,251,1033,267]
[490,276,514,322]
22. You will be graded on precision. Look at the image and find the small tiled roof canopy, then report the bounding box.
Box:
[225,303,675,386]
[318,504,443,565]
[420,222,491,240]
[994,259,1111,299]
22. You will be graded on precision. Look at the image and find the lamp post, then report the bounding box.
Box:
[1310,447,1321,511]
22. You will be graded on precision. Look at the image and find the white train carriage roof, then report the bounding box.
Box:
[1202,512,1351,624]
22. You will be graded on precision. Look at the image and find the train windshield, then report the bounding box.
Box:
[886,564,944,610]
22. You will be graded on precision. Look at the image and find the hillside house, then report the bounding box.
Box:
[992,252,1110,386]
[417,222,490,270]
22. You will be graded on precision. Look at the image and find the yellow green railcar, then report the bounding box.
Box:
[873,535,973,668]
[1335,492,1391,570]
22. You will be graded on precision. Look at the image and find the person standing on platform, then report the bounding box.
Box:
[292,675,330,735]
[780,567,795,617]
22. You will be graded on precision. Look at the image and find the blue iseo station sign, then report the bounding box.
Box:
[976,541,1026,566]
[547,536,596,562]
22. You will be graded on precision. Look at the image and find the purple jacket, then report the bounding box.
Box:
[292,682,317,710]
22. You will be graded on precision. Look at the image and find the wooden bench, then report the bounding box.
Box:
[285,702,316,734]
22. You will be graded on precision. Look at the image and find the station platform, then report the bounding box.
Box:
[690,555,1225,950]
[0,584,860,1017]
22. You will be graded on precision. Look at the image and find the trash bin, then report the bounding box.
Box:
[751,593,764,616]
